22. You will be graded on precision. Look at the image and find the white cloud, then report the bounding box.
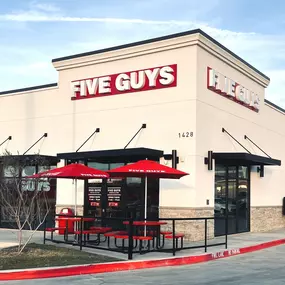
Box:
[0,13,205,25]
[29,1,60,12]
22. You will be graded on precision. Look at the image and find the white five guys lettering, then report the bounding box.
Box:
[71,65,177,100]
[207,67,260,112]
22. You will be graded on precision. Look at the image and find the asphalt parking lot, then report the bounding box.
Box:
[2,244,285,285]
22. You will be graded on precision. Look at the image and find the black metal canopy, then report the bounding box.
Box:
[57,147,164,163]
[212,152,281,166]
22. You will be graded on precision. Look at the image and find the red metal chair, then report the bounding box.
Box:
[45,227,66,241]
[164,233,184,249]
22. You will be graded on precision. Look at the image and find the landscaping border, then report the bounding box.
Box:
[1,238,285,281]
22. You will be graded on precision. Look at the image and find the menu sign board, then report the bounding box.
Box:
[107,187,121,207]
[107,178,123,184]
[88,187,101,207]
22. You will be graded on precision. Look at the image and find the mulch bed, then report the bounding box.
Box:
[0,243,122,270]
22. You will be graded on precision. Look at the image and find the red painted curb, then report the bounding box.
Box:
[1,238,285,281]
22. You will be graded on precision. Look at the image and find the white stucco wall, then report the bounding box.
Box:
[196,42,285,208]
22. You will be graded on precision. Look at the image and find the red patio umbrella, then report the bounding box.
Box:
[108,160,189,221]
[28,163,109,214]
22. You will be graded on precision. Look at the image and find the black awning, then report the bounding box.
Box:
[212,152,281,166]
[0,154,59,165]
[57,147,164,162]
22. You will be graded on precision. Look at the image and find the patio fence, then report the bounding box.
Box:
[43,214,228,260]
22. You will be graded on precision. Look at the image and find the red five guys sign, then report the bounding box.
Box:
[71,64,177,100]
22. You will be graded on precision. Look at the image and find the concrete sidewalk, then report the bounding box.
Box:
[0,228,43,249]
[1,227,284,261]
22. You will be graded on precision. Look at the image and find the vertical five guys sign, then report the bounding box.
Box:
[207,67,260,112]
[71,64,177,100]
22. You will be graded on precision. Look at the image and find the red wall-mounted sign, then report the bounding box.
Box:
[71,64,177,100]
[207,67,260,112]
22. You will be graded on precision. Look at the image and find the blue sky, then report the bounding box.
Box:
[1,0,285,107]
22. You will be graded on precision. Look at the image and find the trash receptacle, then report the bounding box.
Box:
[58,208,74,235]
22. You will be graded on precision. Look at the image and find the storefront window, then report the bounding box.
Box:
[215,165,226,200]
[22,166,36,177]
[88,162,109,171]
[238,166,248,179]
[126,177,142,185]
[3,165,19,177]
[38,165,54,173]
[109,163,124,170]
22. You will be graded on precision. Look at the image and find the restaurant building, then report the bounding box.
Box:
[0,29,284,240]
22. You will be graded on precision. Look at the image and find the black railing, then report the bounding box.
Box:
[43,214,228,260]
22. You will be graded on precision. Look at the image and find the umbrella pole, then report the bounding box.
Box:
[74,179,78,243]
[75,179,77,216]
[144,175,147,236]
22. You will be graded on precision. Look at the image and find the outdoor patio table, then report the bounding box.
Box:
[123,221,167,226]
[55,217,96,241]
[56,217,95,221]
[123,221,167,248]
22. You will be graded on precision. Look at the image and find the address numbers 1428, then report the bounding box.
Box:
[178,132,193,138]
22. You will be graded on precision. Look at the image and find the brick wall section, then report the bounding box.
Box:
[159,207,214,241]
[53,206,285,238]
[251,206,285,232]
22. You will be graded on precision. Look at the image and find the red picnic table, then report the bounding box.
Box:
[56,217,114,246]
[55,217,95,222]
[55,217,96,241]
[123,220,168,249]
[123,221,167,226]
[55,217,96,232]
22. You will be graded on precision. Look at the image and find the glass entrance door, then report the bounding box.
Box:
[214,165,250,236]
[236,166,250,232]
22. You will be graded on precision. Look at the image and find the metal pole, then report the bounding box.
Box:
[124,124,146,149]
[73,179,78,243]
[222,128,251,154]
[80,217,83,251]
[43,219,46,244]
[76,128,100,152]
[205,219,208,253]
[128,219,133,260]
[75,179,77,215]
[244,135,271,158]
[144,175,147,236]
[172,219,176,256]
[23,133,48,155]
[225,215,228,249]
[0,136,12,147]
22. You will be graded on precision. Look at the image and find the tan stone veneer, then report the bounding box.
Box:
[159,207,215,241]
[251,206,285,232]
